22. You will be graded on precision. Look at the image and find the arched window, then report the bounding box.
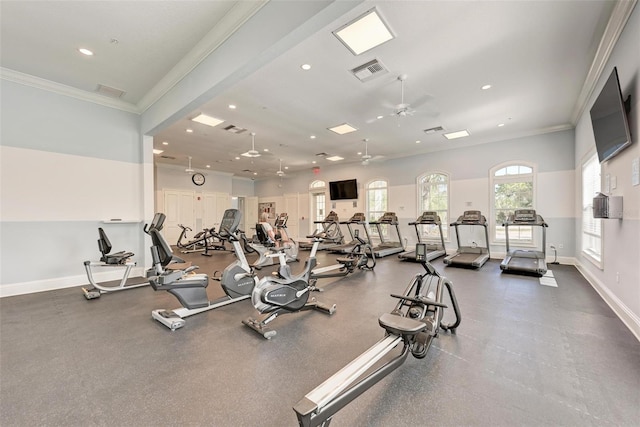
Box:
[366,179,388,238]
[490,162,535,243]
[417,172,449,239]
[309,180,327,232]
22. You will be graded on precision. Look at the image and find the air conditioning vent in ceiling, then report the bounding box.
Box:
[315,152,328,157]
[224,125,247,134]
[424,126,445,134]
[96,84,125,98]
[350,59,388,82]
[160,155,176,160]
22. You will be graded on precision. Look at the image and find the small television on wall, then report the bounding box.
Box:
[590,66,632,163]
[329,179,358,200]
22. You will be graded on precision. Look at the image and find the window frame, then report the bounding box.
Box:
[416,171,450,241]
[489,161,537,246]
[365,178,388,240]
[309,180,327,233]
[581,151,603,268]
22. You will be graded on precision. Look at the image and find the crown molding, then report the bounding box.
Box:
[1,67,141,114]
[570,0,637,124]
[136,0,267,113]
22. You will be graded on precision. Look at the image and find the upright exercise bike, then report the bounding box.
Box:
[242,238,336,339]
[148,208,256,331]
[294,243,461,427]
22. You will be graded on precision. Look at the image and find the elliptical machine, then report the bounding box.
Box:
[242,238,336,339]
[148,209,256,331]
[310,229,376,289]
[294,243,461,427]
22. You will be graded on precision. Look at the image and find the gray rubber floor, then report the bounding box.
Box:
[1,248,639,426]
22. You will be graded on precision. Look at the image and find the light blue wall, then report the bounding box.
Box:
[0,81,144,287]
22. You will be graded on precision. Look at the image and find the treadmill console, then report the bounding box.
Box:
[461,210,482,223]
[419,211,439,222]
[350,212,366,222]
[325,211,339,222]
[513,209,536,223]
[378,212,398,223]
[415,243,427,261]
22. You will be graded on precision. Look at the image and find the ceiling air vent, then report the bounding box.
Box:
[424,126,445,134]
[224,125,247,134]
[315,152,328,157]
[350,59,388,82]
[160,155,176,160]
[96,84,125,98]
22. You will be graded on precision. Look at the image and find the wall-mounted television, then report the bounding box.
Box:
[590,66,632,163]
[329,179,358,200]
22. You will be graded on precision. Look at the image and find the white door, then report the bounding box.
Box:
[284,193,299,240]
[203,192,231,232]
[163,189,195,244]
[245,196,259,236]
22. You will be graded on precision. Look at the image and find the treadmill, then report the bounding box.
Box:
[500,209,548,276]
[443,210,490,268]
[329,212,372,254]
[370,212,405,257]
[398,211,446,262]
[299,211,344,251]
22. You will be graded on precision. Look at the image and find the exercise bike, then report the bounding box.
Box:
[293,243,461,427]
[148,208,256,331]
[251,213,299,269]
[310,229,376,289]
[81,213,167,300]
[242,238,336,339]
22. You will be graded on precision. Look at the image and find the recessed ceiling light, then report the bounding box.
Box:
[415,140,421,144]
[162,141,169,145]
[301,64,311,71]
[235,156,240,160]
[263,148,269,152]
[357,151,362,155]
[498,123,505,127]
[482,84,492,90]
[186,128,193,133]
[206,165,211,168]
[253,172,257,176]
[312,161,317,164]
[328,123,358,135]
[228,104,236,109]
[377,115,384,120]
[443,130,470,140]
[153,149,164,154]
[78,48,94,56]
[326,156,344,161]
[285,166,289,170]
[191,113,224,127]
[333,8,394,55]
[310,135,316,139]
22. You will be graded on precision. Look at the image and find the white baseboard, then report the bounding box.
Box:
[0,266,147,298]
[575,261,640,342]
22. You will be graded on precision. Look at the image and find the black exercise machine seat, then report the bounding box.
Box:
[255,223,275,247]
[378,313,426,337]
[97,227,134,264]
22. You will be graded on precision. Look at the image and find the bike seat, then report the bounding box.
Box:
[378,313,426,336]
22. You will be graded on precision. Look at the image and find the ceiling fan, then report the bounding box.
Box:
[185,156,194,173]
[276,159,287,177]
[361,139,384,166]
[241,132,261,158]
[387,74,436,119]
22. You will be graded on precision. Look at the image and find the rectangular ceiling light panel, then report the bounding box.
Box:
[443,130,471,140]
[328,123,358,135]
[192,113,224,127]
[326,156,344,161]
[333,8,394,55]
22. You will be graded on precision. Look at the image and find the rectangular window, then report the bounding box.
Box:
[582,154,602,265]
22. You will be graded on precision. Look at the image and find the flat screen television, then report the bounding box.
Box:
[590,67,632,163]
[329,179,358,200]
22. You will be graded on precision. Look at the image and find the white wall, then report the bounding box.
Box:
[573,5,640,339]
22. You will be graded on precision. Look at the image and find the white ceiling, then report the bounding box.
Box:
[1,1,634,179]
